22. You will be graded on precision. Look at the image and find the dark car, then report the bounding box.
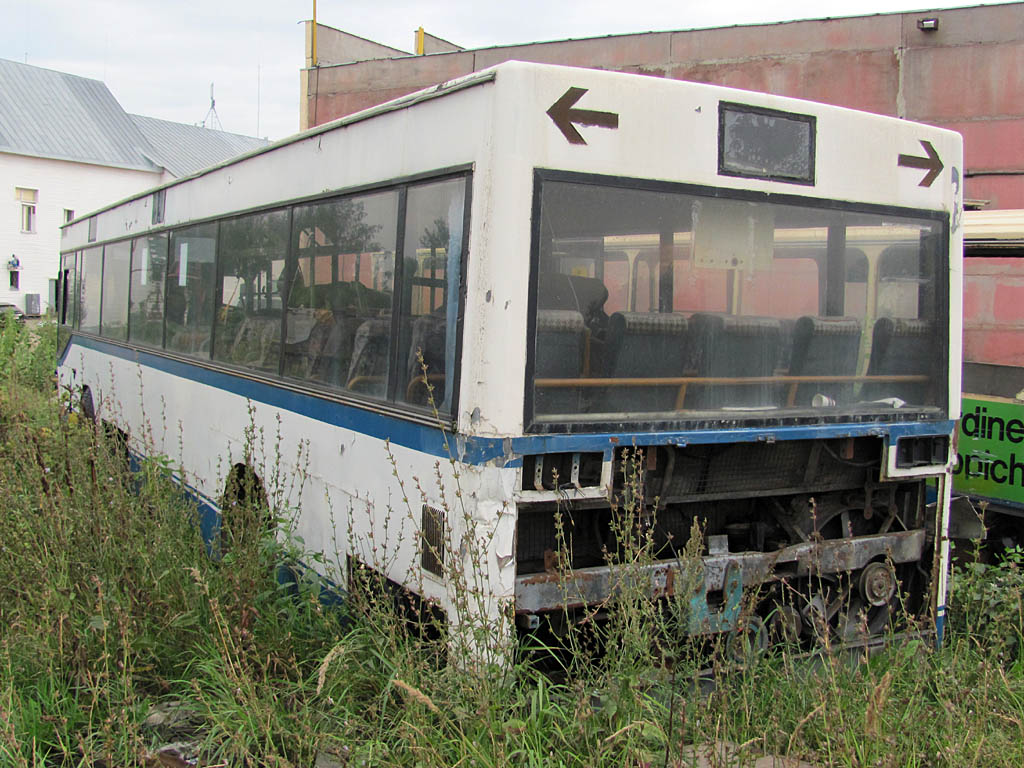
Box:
[0,303,25,325]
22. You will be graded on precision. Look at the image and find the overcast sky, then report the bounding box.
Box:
[0,1,1015,141]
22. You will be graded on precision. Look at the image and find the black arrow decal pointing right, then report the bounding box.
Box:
[898,140,944,188]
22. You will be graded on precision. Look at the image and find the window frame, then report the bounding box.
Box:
[20,203,36,233]
[525,168,950,434]
[56,167,471,426]
[16,188,38,234]
[718,101,817,186]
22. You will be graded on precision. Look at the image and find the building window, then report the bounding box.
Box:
[152,189,165,225]
[88,216,97,242]
[9,271,19,290]
[64,208,75,223]
[16,188,37,233]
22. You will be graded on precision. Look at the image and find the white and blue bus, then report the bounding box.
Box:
[56,61,963,649]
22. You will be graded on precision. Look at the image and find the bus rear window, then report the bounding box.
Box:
[529,175,947,428]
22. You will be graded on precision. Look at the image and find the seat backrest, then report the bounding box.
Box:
[864,317,934,403]
[687,313,782,409]
[403,314,447,405]
[534,309,586,417]
[787,316,862,406]
[347,317,392,397]
[537,273,608,327]
[305,312,358,386]
[599,312,689,413]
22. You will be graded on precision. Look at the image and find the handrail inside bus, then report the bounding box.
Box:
[536,374,930,411]
[535,374,929,387]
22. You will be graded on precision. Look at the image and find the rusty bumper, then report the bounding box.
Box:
[514,528,926,614]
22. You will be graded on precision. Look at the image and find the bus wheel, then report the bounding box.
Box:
[836,561,899,642]
[101,421,132,473]
[726,615,767,663]
[219,463,271,553]
[80,385,96,422]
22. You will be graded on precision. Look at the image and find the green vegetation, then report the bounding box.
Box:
[1,318,1022,766]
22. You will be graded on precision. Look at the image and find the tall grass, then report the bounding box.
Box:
[1,319,1022,766]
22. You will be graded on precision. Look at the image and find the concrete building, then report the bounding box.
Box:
[1,58,268,315]
[300,2,1024,210]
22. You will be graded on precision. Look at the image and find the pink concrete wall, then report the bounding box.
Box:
[964,257,1024,365]
[305,3,1024,208]
[664,50,899,115]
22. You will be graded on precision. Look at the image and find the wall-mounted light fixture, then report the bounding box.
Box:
[917,18,940,31]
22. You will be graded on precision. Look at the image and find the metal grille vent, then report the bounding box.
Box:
[420,504,446,577]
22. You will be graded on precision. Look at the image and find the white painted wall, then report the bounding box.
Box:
[1,152,163,313]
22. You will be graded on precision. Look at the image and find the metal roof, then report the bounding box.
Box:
[0,58,267,176]
[129,114,268,178]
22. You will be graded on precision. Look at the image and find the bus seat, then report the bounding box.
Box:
[307,311,358,385]
[534,309,586,416]
[686,313,782,410]
[537,273,609,330]
[226,315,280,371]
[787,316,862,406]
[864,317,934,404]
[404,314,447,405]
[598,312,689,413]
[347,317,392,397]
[776,317,798,372]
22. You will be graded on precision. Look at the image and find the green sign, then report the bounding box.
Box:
[954,396,1024,505]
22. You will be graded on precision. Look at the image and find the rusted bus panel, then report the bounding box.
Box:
[514,529,926,615]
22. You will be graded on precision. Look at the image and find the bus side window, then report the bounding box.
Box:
[79,247,103,335]
[286,190,398,393]
[58,253,76,326]
[397,177,466,410]
[128,234,168,348]
[99,240,131,341]
[964,247,1024,366]
[166,223,218,358]
[213,209,289,375]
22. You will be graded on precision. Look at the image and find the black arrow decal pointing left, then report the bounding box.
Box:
[547,87,619,145]
[898,140,944,188]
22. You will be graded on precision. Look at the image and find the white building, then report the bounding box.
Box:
[0,58,268,315]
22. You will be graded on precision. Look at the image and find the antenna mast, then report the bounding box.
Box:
[202,83,223,131]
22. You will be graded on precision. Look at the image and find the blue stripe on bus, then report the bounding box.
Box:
[63,335,956,467]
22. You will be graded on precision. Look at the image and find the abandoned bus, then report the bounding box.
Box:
[56,62,962,649]
[956,208,1024,546]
